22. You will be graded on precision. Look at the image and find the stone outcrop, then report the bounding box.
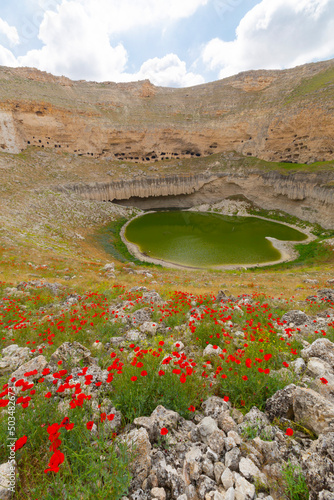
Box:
[59,168,334,228]
[1,59,334,163]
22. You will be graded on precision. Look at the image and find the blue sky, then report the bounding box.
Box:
[0,0,334,87]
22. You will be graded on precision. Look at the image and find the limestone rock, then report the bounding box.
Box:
[0,462,16,500]
[225,448,240,471]
[142,291,162,304]
[202,458,214,479]
[238,457,267,486]
[150,487,166,500]
[197,417,220,444]
[302,432,334,497]
[265,384,296,421]
[227,431,241,446]
[156,459,185,498]
[202,397,230,419]
[239,407,270,434]
[124,329,146,342]
[224,436,237,452]
[9,355,47,386]
[224,488,235,500]
[0,345,31,377]
[281,310,310,326]
[293,387,334,435]
[306,357,334,403]
[213,462,225,484]
[221,467,234,490]
[234,473,256,500]
[197,475,217,499]
[217,412,238,433]
[203,344,223,357]
[318,490,334,500]
[131,307,152,326]
[215,291,230,304]
[205,491,225,500]
[301,338,334,368]
[134,405,180,443]
[118,427,152,491]
[139,322,158,336]
[183,447,203,483]
[316,289,334,303]
[207,430,226,456]
[49,342,95,370]
[252,438,280,465]
[291,357,306,375]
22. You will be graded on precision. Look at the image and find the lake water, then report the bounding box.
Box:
[124,211,308,268]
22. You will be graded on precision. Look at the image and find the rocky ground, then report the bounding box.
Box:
[0,277,333,499]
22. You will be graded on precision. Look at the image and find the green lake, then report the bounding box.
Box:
[124,211,308,268]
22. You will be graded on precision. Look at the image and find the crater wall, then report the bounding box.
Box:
[59,170,334,229]
[1,60,334,164]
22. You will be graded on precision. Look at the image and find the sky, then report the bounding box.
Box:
[0,0,334,87]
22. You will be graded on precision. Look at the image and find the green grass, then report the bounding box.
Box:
[0,388,134,500]
[285,66,334,103]
[92,217,158,267]
[107,347,207,423]
[281,460,309,500]
[264,240,334,272]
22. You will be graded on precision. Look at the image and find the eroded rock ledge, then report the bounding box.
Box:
[58,169,334,229]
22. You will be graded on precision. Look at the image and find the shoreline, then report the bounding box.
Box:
[120,209,315,271]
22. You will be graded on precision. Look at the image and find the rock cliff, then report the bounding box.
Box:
[1,59,334,163]
[59,169,334,228]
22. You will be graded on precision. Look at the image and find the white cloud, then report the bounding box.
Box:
[202,0,334,79]
[0,18,20,45]
[0,45,18,66]
[8,0,207,85]
[81,0,209,34]
[18,1,128,81]
[130,54,205,87]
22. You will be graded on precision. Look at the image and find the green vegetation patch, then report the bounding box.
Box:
[285,66,334,103]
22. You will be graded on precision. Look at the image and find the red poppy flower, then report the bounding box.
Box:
[44,450,65,474]
[101,413,106,422]
[223,396,229,402]
[86,421,94,430]
[320,377,328,385]
[264,354,272,361]
[107,414,115,421]
[131,376,137,382]
[242,375,248,381]
[286,428,293,436]
[13,435,27,451]
[141,370,148,377]
[160,427,168,436]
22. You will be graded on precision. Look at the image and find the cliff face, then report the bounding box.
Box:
[1,60,334,163]
[60,169,334,229]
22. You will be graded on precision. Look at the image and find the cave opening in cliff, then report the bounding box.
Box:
[112,193,196,210]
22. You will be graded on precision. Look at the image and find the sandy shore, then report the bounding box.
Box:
[120,210,315,271]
